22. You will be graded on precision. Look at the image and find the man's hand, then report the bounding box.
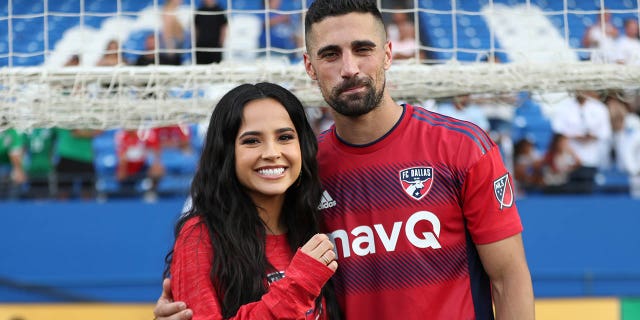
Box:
[153,278,192,320]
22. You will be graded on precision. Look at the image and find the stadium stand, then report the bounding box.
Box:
[2,0,639,198]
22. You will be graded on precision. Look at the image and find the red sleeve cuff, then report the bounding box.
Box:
[284,249,335,296]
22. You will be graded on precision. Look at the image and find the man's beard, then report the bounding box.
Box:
[326,75,385,117]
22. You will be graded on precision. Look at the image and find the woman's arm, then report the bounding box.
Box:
[171,220,335,320]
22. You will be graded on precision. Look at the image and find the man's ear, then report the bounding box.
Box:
[303,53,317,80]
[384,41,392,70]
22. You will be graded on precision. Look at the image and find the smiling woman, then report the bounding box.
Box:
[234,97,302,212]
[162,82,341,320]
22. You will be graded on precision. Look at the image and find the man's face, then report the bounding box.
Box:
[625,20,639,38]
[304,12,392,117]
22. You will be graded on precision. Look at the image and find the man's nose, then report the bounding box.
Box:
[340,52,359,78]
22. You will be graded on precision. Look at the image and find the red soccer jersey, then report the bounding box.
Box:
[170,216,334,320]
[316,104,522,320]
[153,125,190,149]
[115,129,160,175]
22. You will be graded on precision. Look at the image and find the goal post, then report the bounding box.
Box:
[1,0,640,130]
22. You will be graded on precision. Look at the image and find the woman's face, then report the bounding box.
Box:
[234,98,302,203]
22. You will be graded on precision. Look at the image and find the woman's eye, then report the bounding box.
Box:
[241,138,259,145]
[279,134,295,141]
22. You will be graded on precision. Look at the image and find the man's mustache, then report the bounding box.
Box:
[335,77,371,95]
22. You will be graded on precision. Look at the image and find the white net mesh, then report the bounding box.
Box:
[1,0,640,130]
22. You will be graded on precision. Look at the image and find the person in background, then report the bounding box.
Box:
[55,128,101,200]
[512,137,543,196]
[0,124,26,200]
[115,128,165,202]
[385,8,410,45]
[259,0,302,62]
[194,0,228,64]
[615,18,640,65]
[164,82,339,319]
[136,33,181,66]
[391,16,424,60]
[540,133,583,194]
[160,0,185,64]
[24,128,56,199]
[605,94,640,174]
[551,91,613,193]
[97,39,124,66]
[582,7,618,62]
[436,94,491,133]
[155,0,535,319]
[153,125,192,154]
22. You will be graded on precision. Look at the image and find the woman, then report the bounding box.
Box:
[541,133,582,193]
[164,83,339,319]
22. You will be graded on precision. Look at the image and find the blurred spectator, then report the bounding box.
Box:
[55,129,102,200]
[160,0,185,64]
[64,54,80,67]
[551,91,613,193]
[540,133,583,194]
[437,94,490,132]
[136,33,181,66]
[194,0,228,64]
[615,18,640,114]
[605,94,640,174]
[97,39,124,66]
[583,8,619,62]
[306,106,334,136]
[391,19,423,60]
[153,125,192,153]
[0,125,26,200]
[115,128,165,202]
[259,0,302,62]
[512,137,543,196]
[24,128,56,199]
[615,18,640,65]
[386,9,410,45]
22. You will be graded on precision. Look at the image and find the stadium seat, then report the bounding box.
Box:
[161,148,197,175]
[595,168,631,194]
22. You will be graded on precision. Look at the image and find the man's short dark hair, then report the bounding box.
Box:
[305,0,384,39]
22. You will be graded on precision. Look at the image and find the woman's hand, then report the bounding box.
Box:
[300,233,338,271]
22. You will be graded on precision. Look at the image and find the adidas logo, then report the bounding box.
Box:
[318,190,337,210]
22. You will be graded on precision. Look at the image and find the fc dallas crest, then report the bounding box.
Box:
[399,167,434,200]
[493,173,514,210]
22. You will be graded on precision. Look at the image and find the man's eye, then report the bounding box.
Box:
[321,52,338,59]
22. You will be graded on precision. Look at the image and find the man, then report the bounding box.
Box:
[194,0,228,64]
[551,91,612,194]
[154,1,534,319]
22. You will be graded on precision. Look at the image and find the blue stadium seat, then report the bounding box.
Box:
[93,130,117,154]
[88,0,118,14]
[161,148,198,175]
[157,174,192,197]
[121,0,153,13]
[595,168,630,193]
[512,95,553,151]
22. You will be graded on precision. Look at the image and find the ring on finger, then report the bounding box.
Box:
[322,254,330,265]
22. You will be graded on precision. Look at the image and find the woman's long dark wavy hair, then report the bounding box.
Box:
[164,82,339,319]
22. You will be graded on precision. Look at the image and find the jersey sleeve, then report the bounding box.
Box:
[170,217,335,320]
[462,146,523,245]
[8,129,25,155]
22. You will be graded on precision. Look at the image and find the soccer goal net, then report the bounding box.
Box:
[1,0,639,130]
